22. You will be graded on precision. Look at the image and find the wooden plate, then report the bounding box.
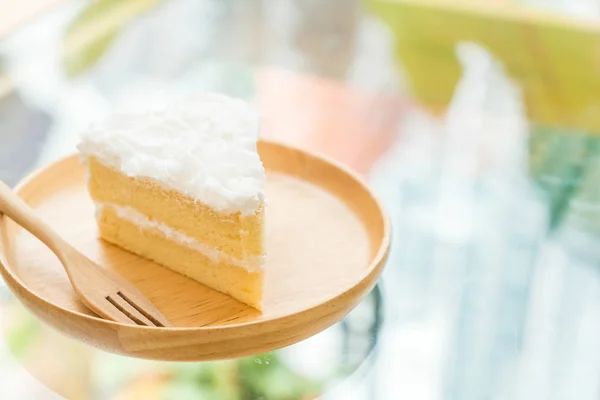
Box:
[0,141,390,361]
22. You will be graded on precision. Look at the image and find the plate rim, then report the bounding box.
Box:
[0,139,390,337]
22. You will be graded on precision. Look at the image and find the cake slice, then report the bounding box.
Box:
[77,94,266,309]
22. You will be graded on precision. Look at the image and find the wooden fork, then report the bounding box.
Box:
[0,180,171,327]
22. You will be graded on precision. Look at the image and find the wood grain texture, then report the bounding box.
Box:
[0,179,171,328]
[0,140,390,361]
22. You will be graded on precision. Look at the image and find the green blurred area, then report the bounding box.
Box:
[63,0,161,77]
[5,306,324,400]
[364,0,600,236]
[161,355,321,400]
[365,0,600,133]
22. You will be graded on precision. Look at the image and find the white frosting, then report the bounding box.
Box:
[78,93,265,215]
[97,202,264,272]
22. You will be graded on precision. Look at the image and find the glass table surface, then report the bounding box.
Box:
[1,1,600,400]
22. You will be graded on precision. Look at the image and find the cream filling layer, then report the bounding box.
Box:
[95,202,264,272]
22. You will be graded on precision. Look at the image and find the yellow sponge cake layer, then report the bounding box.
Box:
[78,94,267,310]
[97,205,264,309]
[87,157,265,264]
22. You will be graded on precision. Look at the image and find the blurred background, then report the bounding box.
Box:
[1,0,600,399]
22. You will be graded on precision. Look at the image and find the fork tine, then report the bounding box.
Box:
[81,296,139,326]
[95,266,172,327]
[91,265,172,327]
[116,291,170,327]
[106,294,155,326]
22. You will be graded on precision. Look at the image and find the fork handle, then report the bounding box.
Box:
[0,180,70,258]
